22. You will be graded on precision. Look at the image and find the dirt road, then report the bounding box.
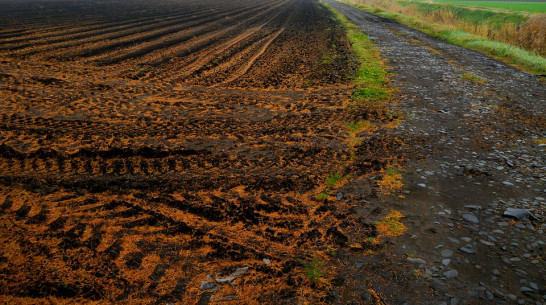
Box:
[326,1,545,304]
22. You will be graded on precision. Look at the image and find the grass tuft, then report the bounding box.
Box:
[377,167,404,195]
[303,257,327,284]
[353,86,389,100]
[461,72,486,85]
[375,210,407,237]
[326,172,343,188]
[345,120,364,132]
[316,190,330,201]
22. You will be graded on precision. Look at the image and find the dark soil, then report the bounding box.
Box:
[0,0,402,304]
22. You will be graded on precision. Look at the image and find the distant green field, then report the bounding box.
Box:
[423,1,546,13]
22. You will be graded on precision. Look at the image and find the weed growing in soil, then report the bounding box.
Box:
[377,168,404,195]
[316,172,344,201]
[326,172,343,187]
[375,210,407,237]
[303,257,328,284]
[346,120,365,132]
[461,72,486,85]
[316,190,330,201]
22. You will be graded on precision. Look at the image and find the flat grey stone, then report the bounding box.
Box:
[467,291,479,297]
[442,259,451,266]
[448,237,460,243]
[441,249,454,257]
[520,286,534,293]
[215,267,249,284]
[462,213,479,224]
[459,244,476,254]
[493,289,504,298]
[430,279,446,292]
[507,294,517,301]
[479,239,494,246]
[503,208,531,220]
[514,269,527,276]
[443,269,458,279]
[407,257,426,265]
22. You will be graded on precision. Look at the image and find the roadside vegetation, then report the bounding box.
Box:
[423,0,546,13]
[318,1,401,203]
[342,0,546,75]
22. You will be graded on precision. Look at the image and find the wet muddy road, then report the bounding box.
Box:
[327,1,545,304]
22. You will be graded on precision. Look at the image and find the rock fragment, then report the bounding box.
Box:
[503,208,531,220]
[462,213,479,224]
[443,269,458,279]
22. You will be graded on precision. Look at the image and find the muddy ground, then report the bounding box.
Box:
[0,0,407,304]
[0,0,544,304]
[327,1,545,304]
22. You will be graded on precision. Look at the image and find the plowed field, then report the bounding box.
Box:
[0,0,400,303]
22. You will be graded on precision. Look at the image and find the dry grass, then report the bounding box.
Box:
[376,168,404,195]
[348,0,546,56]
[518,15,546,55]
[375,210,407,237]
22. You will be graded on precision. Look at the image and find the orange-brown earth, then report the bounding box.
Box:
[0,0,409,304]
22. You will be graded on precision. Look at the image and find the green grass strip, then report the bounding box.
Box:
[410,2,529,28]
[322,1,390,99]
[348,2,546,75]
[414,0,546,13]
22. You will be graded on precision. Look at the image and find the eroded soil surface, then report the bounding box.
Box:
[327,1,545,304]
[0,0,409,304]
